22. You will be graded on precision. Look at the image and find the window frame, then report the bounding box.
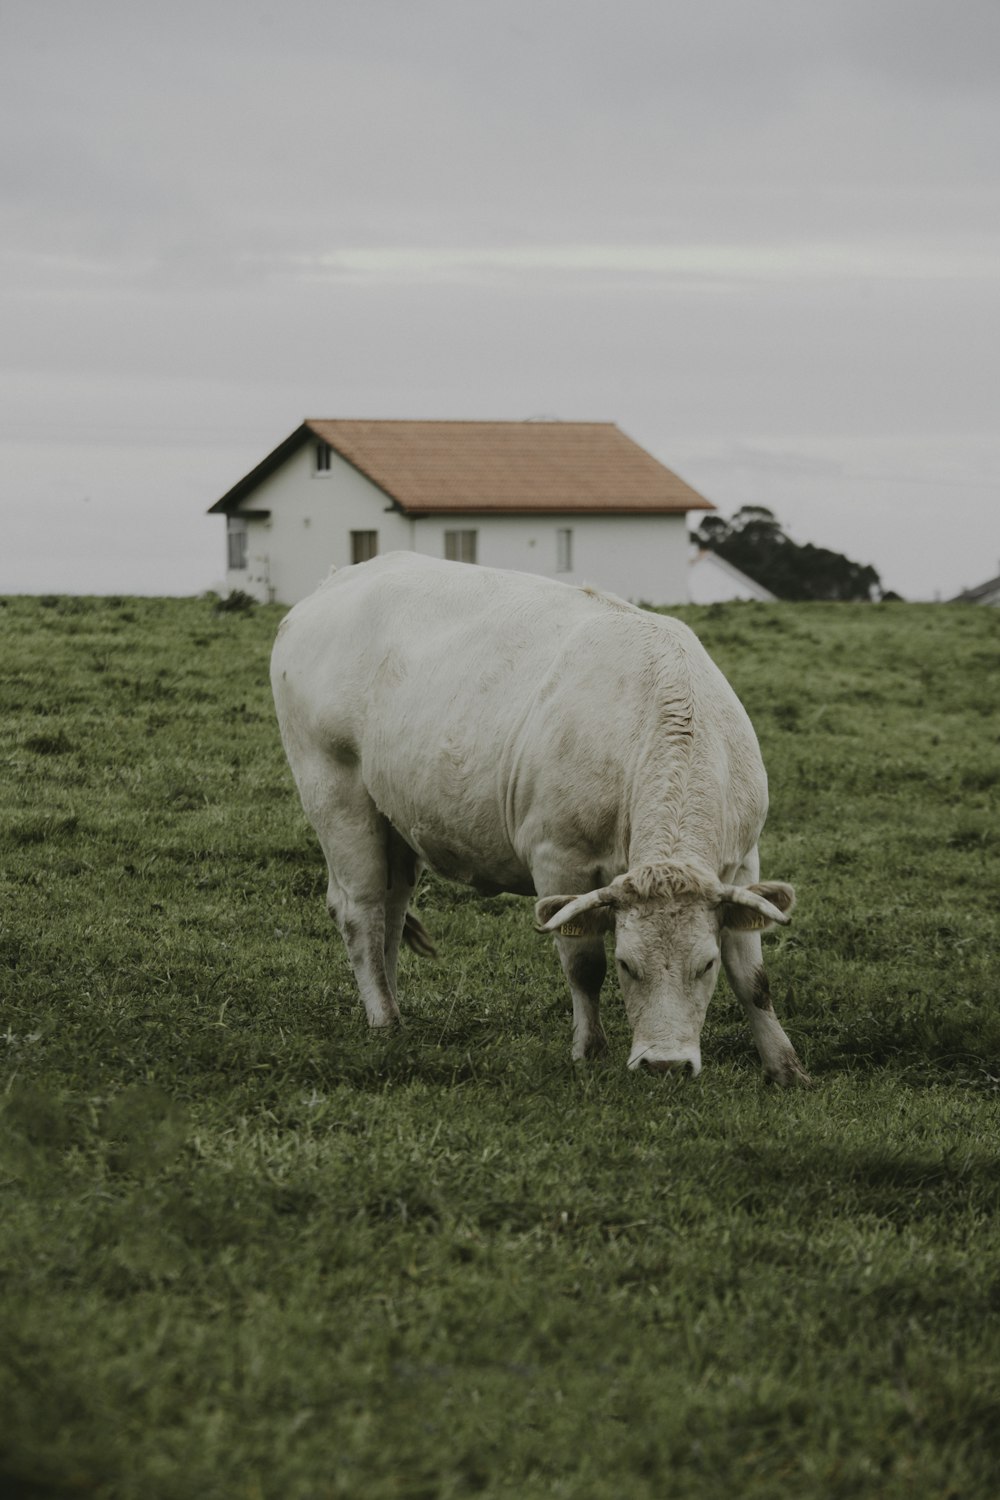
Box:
[350,530,379,564]
[227,515,248,571]
[556,527,573,573]
[444,529,478,564]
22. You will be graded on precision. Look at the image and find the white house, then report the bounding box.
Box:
[208,419,714,606]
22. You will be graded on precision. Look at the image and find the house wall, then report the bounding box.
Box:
[409,513,689,605]
[223,443,412,603]
[222,444,691,606]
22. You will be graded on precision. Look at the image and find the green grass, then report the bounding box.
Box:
[1,592,998,1499]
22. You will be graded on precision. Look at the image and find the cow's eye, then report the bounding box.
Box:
[696,957,717,980]
[616,956,639,982]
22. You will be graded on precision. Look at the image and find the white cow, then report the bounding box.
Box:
[270,552,809,1084]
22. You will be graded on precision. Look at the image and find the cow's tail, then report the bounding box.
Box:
[403,911,437,959]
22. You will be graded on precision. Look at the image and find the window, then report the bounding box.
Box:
[351,530,378,564]
[316,441,332,472]
[227,516,248,570]
[444,529,477,564]
[556,527,573,573]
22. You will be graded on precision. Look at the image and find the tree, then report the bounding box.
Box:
[691,507,884,601]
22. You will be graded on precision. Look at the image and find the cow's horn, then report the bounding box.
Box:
[535,887,616,935]
[717,884,793,926]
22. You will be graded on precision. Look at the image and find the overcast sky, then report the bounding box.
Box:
[2,0,998,600]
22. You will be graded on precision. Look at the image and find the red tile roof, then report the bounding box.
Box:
[210,420,713,516]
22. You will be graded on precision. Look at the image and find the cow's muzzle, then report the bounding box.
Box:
[627,1045,702,1077]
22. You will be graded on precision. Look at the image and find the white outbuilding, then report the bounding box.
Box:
[948,571,1000,607]
[208,419,714,606]
[688,548,778,604]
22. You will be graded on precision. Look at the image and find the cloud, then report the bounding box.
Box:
[259,240,1000,288]
[1,0,998,602]
[5,0,999,268]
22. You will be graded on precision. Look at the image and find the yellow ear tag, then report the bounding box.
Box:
[558,921,586,937]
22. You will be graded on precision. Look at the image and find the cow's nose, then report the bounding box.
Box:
[638,1055,700,1078]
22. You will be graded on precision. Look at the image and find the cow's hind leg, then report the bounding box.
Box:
[299,764,401,1028]
[383,824,432,999]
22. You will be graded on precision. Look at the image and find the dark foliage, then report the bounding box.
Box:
[212,589,257,614]
[693,506,885,601]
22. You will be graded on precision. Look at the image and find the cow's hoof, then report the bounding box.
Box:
[368,1013,403,1030]
[572,1032,610,1063]
[765,1052,812,1087]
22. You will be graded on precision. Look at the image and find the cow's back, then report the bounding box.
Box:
[271,552,608,745]
[272,557,623,869]
[271,553,762,887]
[356,551,595,691]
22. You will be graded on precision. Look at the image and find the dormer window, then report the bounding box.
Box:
[316,441,332,472]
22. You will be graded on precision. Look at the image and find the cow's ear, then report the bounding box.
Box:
[534,890,616,937]
[719,881,795,931]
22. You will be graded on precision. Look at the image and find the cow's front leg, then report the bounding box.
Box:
[555,935,609,1061]
[721,927,810,1086]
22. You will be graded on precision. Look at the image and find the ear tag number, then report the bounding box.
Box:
[558,921,586,937]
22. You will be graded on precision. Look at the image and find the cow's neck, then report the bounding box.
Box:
[628,798,719,872]
[625,698,718,872]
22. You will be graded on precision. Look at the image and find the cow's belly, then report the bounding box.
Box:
[360,745,533,896]
[359,686,625,900]
[410,825,535,896]
[369,757,618,901]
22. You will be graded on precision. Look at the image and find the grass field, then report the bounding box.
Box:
[1,590,998,1499]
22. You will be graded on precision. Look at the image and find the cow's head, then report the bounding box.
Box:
[535,861,794,1074]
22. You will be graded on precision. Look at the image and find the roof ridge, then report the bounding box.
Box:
[305,417,619,427]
